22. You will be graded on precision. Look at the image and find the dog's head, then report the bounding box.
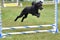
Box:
[34,1,43,10]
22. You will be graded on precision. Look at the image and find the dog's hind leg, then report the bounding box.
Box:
[14,13,24,21]
[21,14,28,22]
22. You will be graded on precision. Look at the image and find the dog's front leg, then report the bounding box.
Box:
[37,13,40,18]
[33,13,40,18]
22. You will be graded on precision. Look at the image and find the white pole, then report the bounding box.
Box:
[2,0,5,7]
[53,0,58,33]
[55,0,58,33]
[20,2,23,7]
[0,6,2,38]
[16,0,19,6]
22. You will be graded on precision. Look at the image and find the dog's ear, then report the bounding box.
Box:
[32,1,36,5]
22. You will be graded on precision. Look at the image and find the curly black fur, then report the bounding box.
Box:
[14,1,43,22]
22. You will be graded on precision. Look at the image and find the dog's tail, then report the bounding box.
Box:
[32,1,36,5]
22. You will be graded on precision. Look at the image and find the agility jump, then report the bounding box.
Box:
[0,0,58,38]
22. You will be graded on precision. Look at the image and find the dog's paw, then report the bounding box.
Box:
[14,19,16,21]
[37,15,40,18]
[37,14,40,18]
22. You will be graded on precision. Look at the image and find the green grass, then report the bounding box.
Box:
[0,4,60,40]
[2,5,55,27]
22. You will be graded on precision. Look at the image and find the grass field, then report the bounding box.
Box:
[0,3,60,40]
[2,5,55,27]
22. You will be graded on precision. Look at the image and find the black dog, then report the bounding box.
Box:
[14,1,43,22]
